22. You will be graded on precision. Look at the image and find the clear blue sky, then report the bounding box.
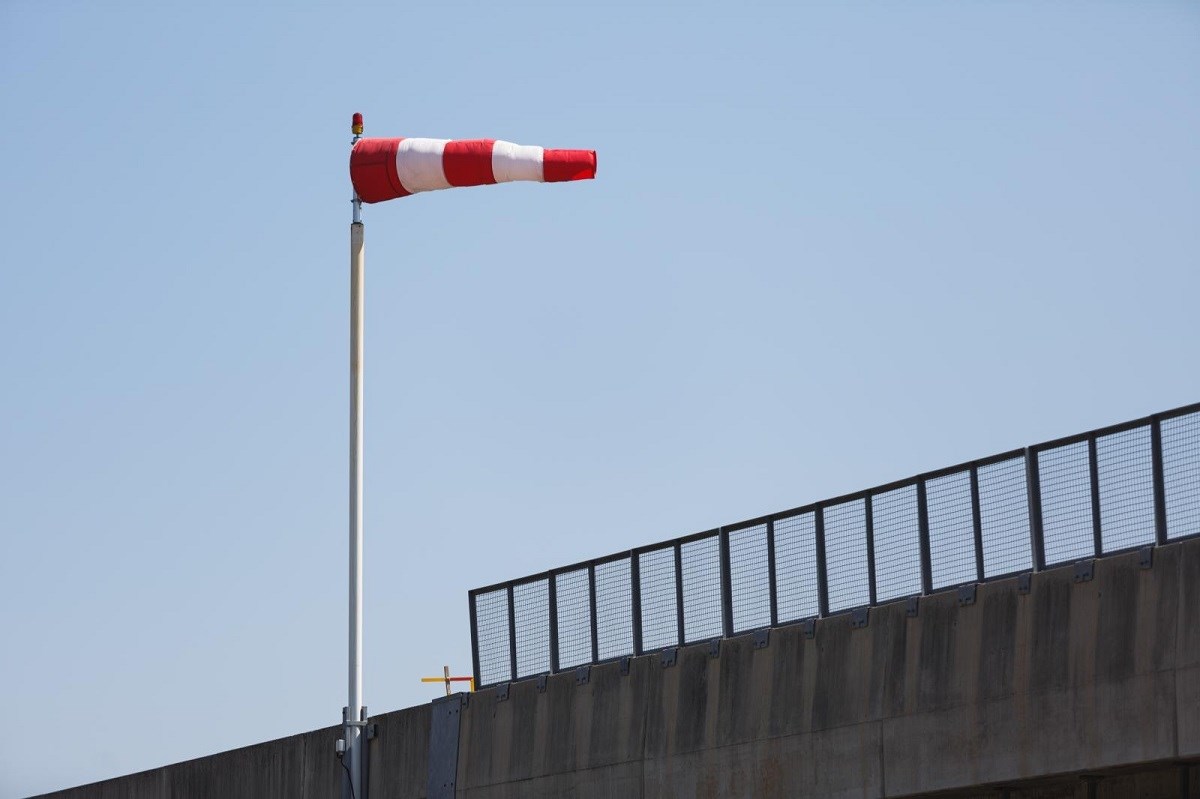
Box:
[1,1,1197,795]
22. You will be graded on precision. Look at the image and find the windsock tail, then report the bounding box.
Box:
[351,137,596,204]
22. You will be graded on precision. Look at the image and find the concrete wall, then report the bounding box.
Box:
[35,537,1200,799]
[31,706,430,799]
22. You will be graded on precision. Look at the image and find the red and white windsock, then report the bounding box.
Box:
[350,137,597,203]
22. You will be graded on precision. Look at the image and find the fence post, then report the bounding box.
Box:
[719,528,734,637]
[970,466,984,581]
[916,480,933,594]
[1150,417,1169,545]
[815,508,830,616]
[864,496,878,606]
[674,543,685,645]
[630,552,643,656]
[587,564,599,664]
[548,573,560,674]
[767,519,778,627]
[506,584,518,681]
[1087,437,1103,556]
[1024,447,1046,571]
[468,591,482,690]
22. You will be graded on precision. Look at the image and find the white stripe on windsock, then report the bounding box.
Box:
[491,141,544,184]
[396,138,452,194]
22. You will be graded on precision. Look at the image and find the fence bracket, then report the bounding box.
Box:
[801,619,816,639]
[575,665,590,686]
[851,608,869,629]
[905,596,920,617]
[753,629,770,649]
[957,584,977,607]
[1138,546,1154,570]
[619,656,631,676]
[535,674,547,693]
[1074,560,1094,583]
[660,647,678,668]
[1018,573,1032,595]
[495,682,510,702]
[708,638,721,659]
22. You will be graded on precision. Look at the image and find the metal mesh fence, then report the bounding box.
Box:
[555,569,592,669]
[594,558,633,660]
[1096,426,1156,553]
[1038,442,1095,565]
[638,547,679,651]
[774,512,820,623]
[871,484,922,601]
[1163,411,1200,540]
[729,524,771,632]
[925,471,978,589]
[977,456,1032,577]
[475,588,511,686]
[823,500,870,612]
[471,404,1200,687]
[680,536,722,642]
[513,579,550,678]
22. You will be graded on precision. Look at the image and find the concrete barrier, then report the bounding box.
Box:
[34,538,1200,798]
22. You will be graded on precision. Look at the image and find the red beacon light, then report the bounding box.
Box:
[351,113,364,136]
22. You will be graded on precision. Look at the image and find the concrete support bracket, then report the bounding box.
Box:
[1074,560,1094,583]
[958,584,977,607]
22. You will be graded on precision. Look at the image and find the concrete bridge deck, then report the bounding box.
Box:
[36,536,1200,798]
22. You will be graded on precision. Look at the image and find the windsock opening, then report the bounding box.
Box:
[350,137,596,203]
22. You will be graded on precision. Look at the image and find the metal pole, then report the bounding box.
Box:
[347,213,365,799]
[346,113,366,799]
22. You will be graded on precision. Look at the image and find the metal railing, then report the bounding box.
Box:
[468,402,1200,688]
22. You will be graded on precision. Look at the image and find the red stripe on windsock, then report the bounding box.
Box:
[349,138,411,203]
[543,149,597,182]
[443,139,497,187]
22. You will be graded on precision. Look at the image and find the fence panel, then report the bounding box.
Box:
[681,536,723,642]
[513,579,550,679]
[638,547,679,650]
[1095,425,1156,553]
[555,569,592,669]
[595,558,633,660]
[977,456,1032,576]
[925,470,977,588]
[823,499,870,612]
[774,512,820,623]
[729,524,771,632]
[475,588,512,686]
[1163,411,1200,539]
[469,403,1200,687]
[1038,441,1095,565]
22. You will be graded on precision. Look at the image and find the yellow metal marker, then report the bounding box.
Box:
[421,665,475,695]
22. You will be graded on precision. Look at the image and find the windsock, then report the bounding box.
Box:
[350,137,597,203]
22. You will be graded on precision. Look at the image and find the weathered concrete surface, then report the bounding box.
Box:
[457,537,1200,798]
[35,538,1200,798]
[32,705,429,799]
